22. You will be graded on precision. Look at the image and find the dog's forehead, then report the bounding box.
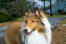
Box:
[26,13,37,20]
[28,13,34,17]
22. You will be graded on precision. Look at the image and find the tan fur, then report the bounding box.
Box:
[5,10,45,44]
[5,22,22,44]
[25,12,45,33]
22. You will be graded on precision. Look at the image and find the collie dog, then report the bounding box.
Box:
[5,8,52,44]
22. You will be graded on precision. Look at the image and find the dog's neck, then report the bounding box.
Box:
[20,17,51,44]
[26,30,48,44]
[42,17,52,44]
[26,17,51,44]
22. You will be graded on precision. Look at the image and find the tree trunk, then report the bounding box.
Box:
[50,0,53,16]
[44,0,45,13]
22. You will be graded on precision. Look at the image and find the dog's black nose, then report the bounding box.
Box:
[24,29,28,32]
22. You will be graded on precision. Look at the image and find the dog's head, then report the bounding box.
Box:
[23,8,45,34]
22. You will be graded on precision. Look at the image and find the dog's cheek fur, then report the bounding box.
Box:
[38,26,45,34]
[35,24,45,34]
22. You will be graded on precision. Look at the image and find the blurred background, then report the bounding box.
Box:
[0,0,66,44]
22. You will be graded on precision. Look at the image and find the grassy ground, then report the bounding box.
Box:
[48,15,66,18]
[62,19,66,24]
[52,20,66,44]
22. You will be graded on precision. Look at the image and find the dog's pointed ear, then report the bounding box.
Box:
[25,9,31,16]
[35,7,40,16]
[35,7,45,18]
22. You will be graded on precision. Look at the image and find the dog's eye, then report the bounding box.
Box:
[32,21,35,22]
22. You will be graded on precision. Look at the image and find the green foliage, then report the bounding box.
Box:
[63,11,66,14]
[0,0,30,18]
[9,0,30,17]
[0,13,14,22]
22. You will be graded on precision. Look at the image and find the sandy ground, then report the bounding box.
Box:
[52,25,66,44]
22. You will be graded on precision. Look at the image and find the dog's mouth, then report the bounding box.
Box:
[24,32,32,35]
[24,28,35,35]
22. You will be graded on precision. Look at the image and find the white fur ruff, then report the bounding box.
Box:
[20,17,52,44]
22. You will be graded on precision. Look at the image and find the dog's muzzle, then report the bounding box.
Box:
[24,29,32,34]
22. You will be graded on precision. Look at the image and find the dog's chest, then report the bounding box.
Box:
[26,31,48,44]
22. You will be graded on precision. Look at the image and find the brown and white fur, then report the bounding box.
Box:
[20,8,52,44]
[5,8,52,44]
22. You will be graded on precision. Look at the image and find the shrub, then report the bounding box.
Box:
[0,13,15,22]
[57,9,64,14]
[63,11,66,14]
